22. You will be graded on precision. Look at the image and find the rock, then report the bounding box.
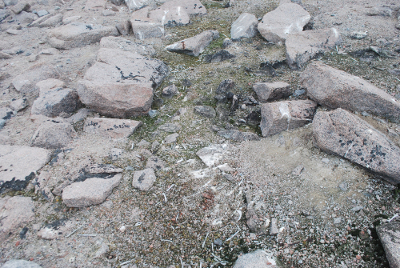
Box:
[215,79,235,102]
[0,10,11,23]
[37,13,63,28]
[147,5,190,28]
[31,120,77,149]
[350,31,367,40]
[0,107,14,120]
[158,0,206,16]
[109,148,122,160]
[47,23,119,49]
[158,123,180,133]
[15,11,38,24]
[292,165,304,176]
[62,174,122,207]
[31,88,80,117]
[313,108,400,184]
[233,249,276,268]
[94,243,109,258]
[194,105,216,118]
[196,144,229,167]
[37,10,49,17]
[110,0,123,5]
[258,3,310,45]
[130,17,164,40]
[366,6,392,16]
[301,62,400,123]
[9,98,27,112]
[164,133,179,144]
[162,84,178,97]
[116,21,131,36]
[286,28,341,69]
[12,64,59,94]
[231,13,258,40]
[37,227,60,240]
[85,164,123,174]
[217,129,260,141]
[165,30,219,57]
[132,168,156,191]
[204,50,235,63]
[85,0,106,9]
[270,218,279,235]
[377,221,400,268]
[3,0,17,6]
[124,0,151,11]
[6,29,20,35]
[1,260,42,268]
[83,118,142,139]
[40,48,60,55]
[10,2,30,14]
[0,197,35,240]
[0,51,12,59]
[102,10,115,16]
[145,156,166,170]
[36,78,65,94]
[0,145,50,192]
[100,36,156,57]
[260,100,317,136]
[62,15,81,25]
[253,81,291,102]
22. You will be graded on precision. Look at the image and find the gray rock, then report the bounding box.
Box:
[0,51,12,59]
[0,10,11,23]
[260,100,317,136]
[253,81,291,102]
[158,123,180,133]
[9,98,27,112]
[35,13,63,27]
[286,28,341,69]
[146,156,166,170]
[10,2,30,14]
[301,62,400,123]
[102,10,115,16]
[3,0,17,6]
[350,31,367,40]
[15,11,38,24]
[233,249,276,268]
[217,129,260,141]
[109,148,123,160]
[62,15,81,25]
[194,105,216,118]
[100,36,156,57]
[165,30,219,56]
[84,164,123,174]
[366,6,392,16]
[130,19,164,40]
[62,174,122,207]
[164,133,179,144]
[36,78,65,94]
[0,107,14,120]
[258,3,310,45]
[83,118,142,139]
[132,168,156,191]
[124,0,151,11]
[313,108,400,184]
[31,120,77,149]
[110,0,123,5]
[31,88,80,117]
[162,84,178,97]
[196,144,229,167]
[1,259,42,268]
[0,145,50,192]
[377,221,400,268]
[116,20,131,36]
[270,218,279,235]
[204,50,235,63]
[12,65,59,95]
[158,0,206,16]
[37,10,49,17]
[231,13,258,40]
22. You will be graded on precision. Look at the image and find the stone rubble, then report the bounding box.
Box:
[230,13,258,40]
[165,30,219,56]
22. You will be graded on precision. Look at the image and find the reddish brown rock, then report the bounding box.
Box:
[253,81,291,102]
[377,221,400,268]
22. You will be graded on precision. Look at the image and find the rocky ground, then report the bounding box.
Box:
[1,0,400,267]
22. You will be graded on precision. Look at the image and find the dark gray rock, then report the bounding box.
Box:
[132,168,156,191]
[165,30,219,56]
[204,50,235,63]
[253,81,291,102]
[194,105,216,118]
[377,221,400,268]
[231,13,258,40]
[31,120,77,149]
[31,88,80,117]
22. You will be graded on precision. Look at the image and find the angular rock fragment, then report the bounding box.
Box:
[162,84,178,97]
[130,8,164,40]
[12,64,60,94]
[313,108,400,184]
[31,88,80,117]
[62,174,122,207]
[194,105,216,118]
[164,133,179,144]
[196,144,229,167]
[301,62,400,123]
[377,221,400,268]
[231,13,258,40]
[253,81,291,102]
[83,118,142,139]
[9,98,27,112]
[260,100,317,136]
[124,0,151,11]
[1,260,42,268]
[85,164,123,174]
[132,168,156,191]
[100,36,156,56]
[31,120,77,149]
[158,123,180,133]
[258,3,310,45]
[0,10,11,23]
[204,50,235,63]
[233,249,276,268]
[10,2,30,14]
[165,30,219,56]
[36,78,65,94]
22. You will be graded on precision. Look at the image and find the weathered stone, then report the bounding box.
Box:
[132,168,156,191]
[10,2,30,14]
[159,0,206,16]
[3,0,17,6]
[85,164,123,174]
[102,10,115,16]
[313,108,400,184]
[260,100,317,136]
[196,144,229,167]
[350,31,367,39]
[83,118,142,139]
[31,88,80,117]
[9,98,27,112]
[115,20,131,36]
[194,105,216,118]
[37,13,63,28]
[0,107,14,120]
[231,13,258,40]
[366,6,392,16]
[148,5,190,27]
[258,3,310,45]
[37,10,49,17]
[15,11,38,24]
[124,0,151,11]
[100,36,156,56]
[164,133,179,144]
[1,260,42,268]
[31,120,77,149]
[165,30,219,56]
[145,156,166,170]
[158,123,180,133]
[0,197,35,240]
[0,10,11,23]
[233,249,276,268]
[40,48,60,55]
[62,174,122,207]
[286,28,341,69]
[37,227,59,240]
[110,0,123,5]
[62,15,81,25]
[0,145,50,192]
[253,81,291,102]
[12,64,59,94]
[47,23,119,49]
[204,50,235,63]
[85,0,106,9]
[130,20,164,40]
[0,51,12,59]
[217,129,260,141]
[36,78,65,94]
[301,62,400,123]
[162,84,178,97]
[377,221,400,268]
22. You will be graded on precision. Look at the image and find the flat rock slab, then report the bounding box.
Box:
[377,221,400,268]
[100,36,156,56]
[132,168,156,191]
[31,88,80,117]
[1,260,42,268]
[253,81,291,102]
[158,123,180,133]
[231,13,258,40]
[196,144,229,167]
[62,174,122,207]
[260,100,317,137]
[194,105,216,118]
[83,118,142,139]
[0,196,35,240]
[165,30,219,56]
[258,3,310,45]
[286,28,341,69]
[31,120,77,149]
[47,22,119,49]
[301,62,400,123]
[313,108,400,184]
[233,249,276,268]
[0,145,50,192]
[12,64,59,95]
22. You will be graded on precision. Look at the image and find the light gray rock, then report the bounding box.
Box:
[217,129,260,141]
[165,30,219,56]
[313,108,400,184]
[132,168,156,191]
[162,84,178,97]
[253,81,291,102]
[146,156,166,171]
[258,3,310,45]
[196,144,229,167]
[366,6,392,16]
[350,31,367,40]
[10,2,30,14]
[301,62,400,123]
[62,174,122,207]
[270,218,279,235]
[0,145,50,192]
[116,20,131,36]
[36,78,65,94]
[377,221,400,268]
[0,10,11,23]
[12,65,59,95]
[164,133,179,144]
[15,11,38,24]
[233,249,276,268]
[124,0,152,11]
[37,10,49,17]
[62,15,81,25]
[159,0,206,16]
[158,123,180,133]
[36,13,63,28]
[194,105,216,118]
[1,260,42,268]
[83,118,142,139]
[31,88,80,117]
[102,10,115,16]
[231,13,258,40]
[286,28,341,69]
[0,107,14,120]
[31,120,77,149]
[85,164,123,174]
[130,7,164,40]
[100,36,156,56]
[0,51,12,59]
[9,98,27,112]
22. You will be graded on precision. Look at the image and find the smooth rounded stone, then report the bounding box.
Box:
[0,145,51,192]
[217,129,260,142]
[102,9,115,16]
[1,260,42,268]
[165,30,219,57]
[233,249,276,268]
[100,36,156,57]
[164,133,179,144]
[301,62,400,123]
[231,13,258,40]
[377,221,400,268]
[132,168,156,191]
[31,120,77,149]
[162,84,178,97]
[31,88,80,117]
[258,3,310,45]
[6,29,20,35]
[194,105,216,118]
[83,118,142,139]
[313,108,400,184]
[62,174,122,207]
[12,65,59,95]
[158,123,180,133]
[253,81,291,102]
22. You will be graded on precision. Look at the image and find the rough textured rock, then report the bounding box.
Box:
[164,133,179,144]
[204,50,235,63]
[0,145,50,192]
[47,23,119,49]
[132,168,156,191]
[194,105,216,118]
[313,108,400,184]
[31,120,77,149]
[233,249,276,268]
[301,62,400,123]
[31,88,80,117]
[130,17,164,40]
[253,81,291,102]
[217,129,260,141]
[12,64,59,95]
[30,13,63,28]
[165,30,219,56]
[196,144,229,167]
[1,260,42,268]
[260,100,317,136]
[286,28,341,69]
[124,0,151,11]
[162,84,178,97]
[100,36,156,56]
[231,13,258,40]
[10,2,30,14]
[377,221,400,268]
[83,118,142,139]
[258,3,310,45]
[36,78,65,94]
[159,0,206,16]
[9,98,27,112]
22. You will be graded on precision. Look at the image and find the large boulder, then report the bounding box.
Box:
[377,221,400,268]
[313,108,400,184]
[301,62,400,123]
[253,81,291,102]
[258,3,310,45]
[231,13,258,40]
[165,30,219,56]
[31,120,77,149]
[31,88,80,117]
